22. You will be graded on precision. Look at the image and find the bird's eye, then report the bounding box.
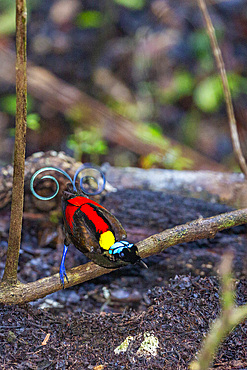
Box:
[120,251,125,258]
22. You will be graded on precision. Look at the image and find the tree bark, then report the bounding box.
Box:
[2,0,27,284]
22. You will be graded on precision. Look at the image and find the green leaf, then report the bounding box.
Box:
[190,28,224,58]
[0,94,34,115]
[27,113,40,130]
[0,6,15,36]
[194,73,247,113]
[67,127,108,161]
[113,0,146,10]
[194,76,222,112]
[0,95,17,115]
[173,70,194,97]
[136,122,169,148]
[157,70,194,104]
[190,30,211,58]
[76,11,103,29]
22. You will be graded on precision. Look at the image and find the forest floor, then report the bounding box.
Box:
[0,276,246,370]
[0,189,247,369]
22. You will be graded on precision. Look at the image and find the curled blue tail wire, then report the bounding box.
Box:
[73,164,106,196]
[30,167,74,200]
[30,164,106,201]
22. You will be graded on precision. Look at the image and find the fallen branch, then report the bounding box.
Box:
[104,165,247,208]
[1,152,247,211]
[0,207,247,304]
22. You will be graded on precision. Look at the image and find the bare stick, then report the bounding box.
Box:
[190,252,247,370]
[1,207,247,304]
[197,0,247,177]
[2,0,27,284]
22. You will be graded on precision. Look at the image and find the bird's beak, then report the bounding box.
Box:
[138,259,148,269]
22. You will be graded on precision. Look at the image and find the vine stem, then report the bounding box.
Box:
[2,0,27,284]
[197,0,247,177]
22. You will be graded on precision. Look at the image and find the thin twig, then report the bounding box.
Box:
[197,0,247,177]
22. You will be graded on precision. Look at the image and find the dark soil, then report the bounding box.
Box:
[0,189,247,369]
[0,276,246,370]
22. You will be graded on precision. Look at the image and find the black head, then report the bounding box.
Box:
[118,244,141,264]
[109,241,147,268]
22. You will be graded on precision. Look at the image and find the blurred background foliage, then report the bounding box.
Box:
[0,0,247,170]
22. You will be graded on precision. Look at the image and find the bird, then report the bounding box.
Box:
[30,165,147,288]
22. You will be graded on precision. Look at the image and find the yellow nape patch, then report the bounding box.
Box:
[99,231,115,250]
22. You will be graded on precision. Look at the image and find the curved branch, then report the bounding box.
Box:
[1,207,247,304]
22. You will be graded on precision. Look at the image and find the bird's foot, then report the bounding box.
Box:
[59,263,69,289]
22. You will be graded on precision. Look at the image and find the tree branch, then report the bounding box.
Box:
[1,207,247,304]
[2,0,27,284]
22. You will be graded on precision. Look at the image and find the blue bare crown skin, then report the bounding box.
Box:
[59,244,69,288]
[108,240,133,255]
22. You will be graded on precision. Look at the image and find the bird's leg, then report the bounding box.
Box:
[59,238,70,288]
